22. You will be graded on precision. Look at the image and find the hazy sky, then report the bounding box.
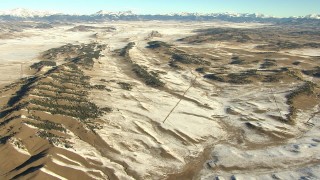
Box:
[0,0,319,17]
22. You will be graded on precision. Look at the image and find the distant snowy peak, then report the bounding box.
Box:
[290,14,320,19]
[93,10,275,18]
[304,14,320,19]
[167,12,202,16]
[162,12,277,18]
[94,10,136,16]
[0,8,60,18]
[0,8,319,20]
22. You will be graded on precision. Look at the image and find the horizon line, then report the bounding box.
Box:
[0,7,319,18]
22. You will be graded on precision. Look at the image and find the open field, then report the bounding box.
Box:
[0,21,319,179]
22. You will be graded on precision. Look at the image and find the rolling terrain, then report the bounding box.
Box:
[0,20,320,179]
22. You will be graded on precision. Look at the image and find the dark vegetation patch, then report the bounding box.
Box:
[101,107,113,113]
[287,68,305,81]
[292,61,301,65]
[180,28,252,43]
[42,43,81,60]
[146,41,171,49]
[203,69,302,84]
[171,53,211,66]
[30,61,56,70]
[37,130,69,146]
[41,43,106,69]
[0,42,111,154]
[67,25,116,32]
[302,66,320,78]
[262,75,280,83]
[179,27,320,52]
[257,41,320,51]
[120,42,165,87]
[36,81,88,97]
[28,49,107,120]
[92,84,107,90]
[260,59,277,69]
[204,70,256,84]
[4,43,108,131]
[68,25,98,32]
[119,42,135,57]
[227,73,253,84]
[132,64,164,87]
[256,41,300,50]
[259,68,291,83]
[195,67,207,73]
[285,81,317,123]
[203,74,224,82]
[230,56,245,65]
[50,74,91,86]
[146,40,211,69]
[25,120,66,132]
[37,130,58,139]
[70,43,106,69]
[29,95,104,121]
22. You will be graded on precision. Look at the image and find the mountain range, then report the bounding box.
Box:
[0,8,319,22]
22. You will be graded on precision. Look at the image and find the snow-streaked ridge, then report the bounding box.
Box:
[0,8,60,18]
[0,8,319,20]
[165,12,277,18]
[303,14,320,19]
[94,10,136,16]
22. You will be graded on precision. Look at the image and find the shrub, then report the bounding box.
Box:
[203,74,224,82]
[230,56,245,65]
[196,67,206,73]
[292,61,301,65]
[101,107,113,113]
[227,73,252,84]
[92,84,106,90]
[260,59,277,69]
[30,61,56,69]
[146,41,171,49]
